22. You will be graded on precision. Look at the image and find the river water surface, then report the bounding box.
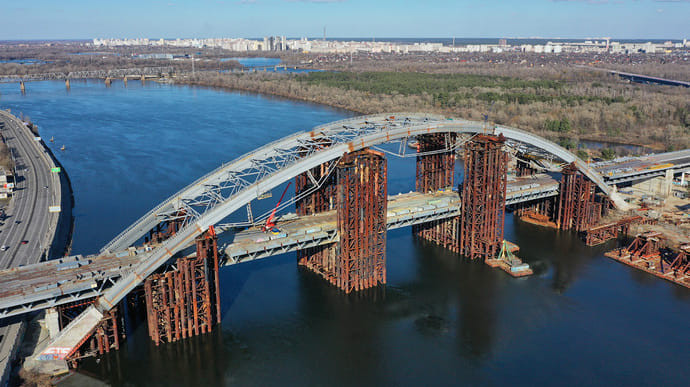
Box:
[1,80,688,386]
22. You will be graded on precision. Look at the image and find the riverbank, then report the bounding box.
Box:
[0,112,75,386]
[176,70,689,156]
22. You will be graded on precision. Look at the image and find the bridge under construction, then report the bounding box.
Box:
[0,113,687,372]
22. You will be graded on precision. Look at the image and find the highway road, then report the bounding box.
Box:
[0,110,61,385]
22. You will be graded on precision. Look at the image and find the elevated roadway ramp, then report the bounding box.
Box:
[593,149,690,185]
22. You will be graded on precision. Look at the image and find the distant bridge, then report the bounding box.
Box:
[0,66,175,83]
[575,65,690,88]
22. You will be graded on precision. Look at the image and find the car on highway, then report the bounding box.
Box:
[1,245,8,251]
[21,240,28,245]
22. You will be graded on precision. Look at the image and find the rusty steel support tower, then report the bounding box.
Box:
[296,139,338,274]
[298,149,388,293]
[295,164,338,277]
[60,303,123,366]
[412,133,460,250]
[557,163,600,232]
[459,134,508,260]
[335,149,388,293]
[143,230,221,346]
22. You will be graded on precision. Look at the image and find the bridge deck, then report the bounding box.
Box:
[0,174,558,318]
[593,149,690,184]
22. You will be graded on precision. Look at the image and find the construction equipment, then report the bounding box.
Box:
[262,182,291,232]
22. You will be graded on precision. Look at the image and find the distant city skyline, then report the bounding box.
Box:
[1,0,688,40]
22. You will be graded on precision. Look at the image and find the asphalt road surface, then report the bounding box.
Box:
[0,110,60,385]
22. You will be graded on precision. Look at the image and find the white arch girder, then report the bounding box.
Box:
[94,113,611,313]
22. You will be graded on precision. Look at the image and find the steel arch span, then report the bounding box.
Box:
[94,113,611,312]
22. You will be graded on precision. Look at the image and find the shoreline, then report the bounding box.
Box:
[175,76,368,116]
[173,76,670,152]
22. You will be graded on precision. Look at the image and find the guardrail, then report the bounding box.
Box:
[0,111,62,261]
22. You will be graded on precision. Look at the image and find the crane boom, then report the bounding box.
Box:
[263,182,291,232]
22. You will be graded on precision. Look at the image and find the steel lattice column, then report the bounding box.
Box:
[60,304,123,367]
[335,149,388,293]
[459,134,508,260]
[295,139,338,271]
[557,163,599,232]
[144,231,221,346]
[412,133,460,249]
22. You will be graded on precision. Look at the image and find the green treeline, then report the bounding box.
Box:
[297,72,626,107]
[297,71,562,94]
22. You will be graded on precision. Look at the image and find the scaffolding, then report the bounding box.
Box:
[296,138,338,274]
[145,210,187,245]
[584,216,642,246]
[459,134,508,260]
[297,149,387,293]
[60,302,122,367]
[412,133,460,250]
[557,164,600,232]
[144,230,221,346]
[335,149,388,293]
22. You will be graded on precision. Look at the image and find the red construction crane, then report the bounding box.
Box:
[262,182,291,232]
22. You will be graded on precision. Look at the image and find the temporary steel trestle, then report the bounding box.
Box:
[584,216,643,246]
[57,301,122,366]
[143,229,221,346]
[557,163,601,232]
[412,133,461,249]
[297,148,388,293]
[459,134,508,260]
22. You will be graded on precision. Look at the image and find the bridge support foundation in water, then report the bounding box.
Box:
[52,302,124,367]
[412,133,460,250]
[556,163,601,232]
[143,230,221,346]
[459,134,508,260]
[298,149,387,293]
[336,149,388,292]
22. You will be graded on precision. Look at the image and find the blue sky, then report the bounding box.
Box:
[2,0,688,40]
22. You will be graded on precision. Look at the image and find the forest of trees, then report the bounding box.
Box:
[180,69,690,152]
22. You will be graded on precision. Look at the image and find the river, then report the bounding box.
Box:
[1,80,688,386]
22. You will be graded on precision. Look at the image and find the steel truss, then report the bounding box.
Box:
[0,67,174,83]
[33,113,614,355]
